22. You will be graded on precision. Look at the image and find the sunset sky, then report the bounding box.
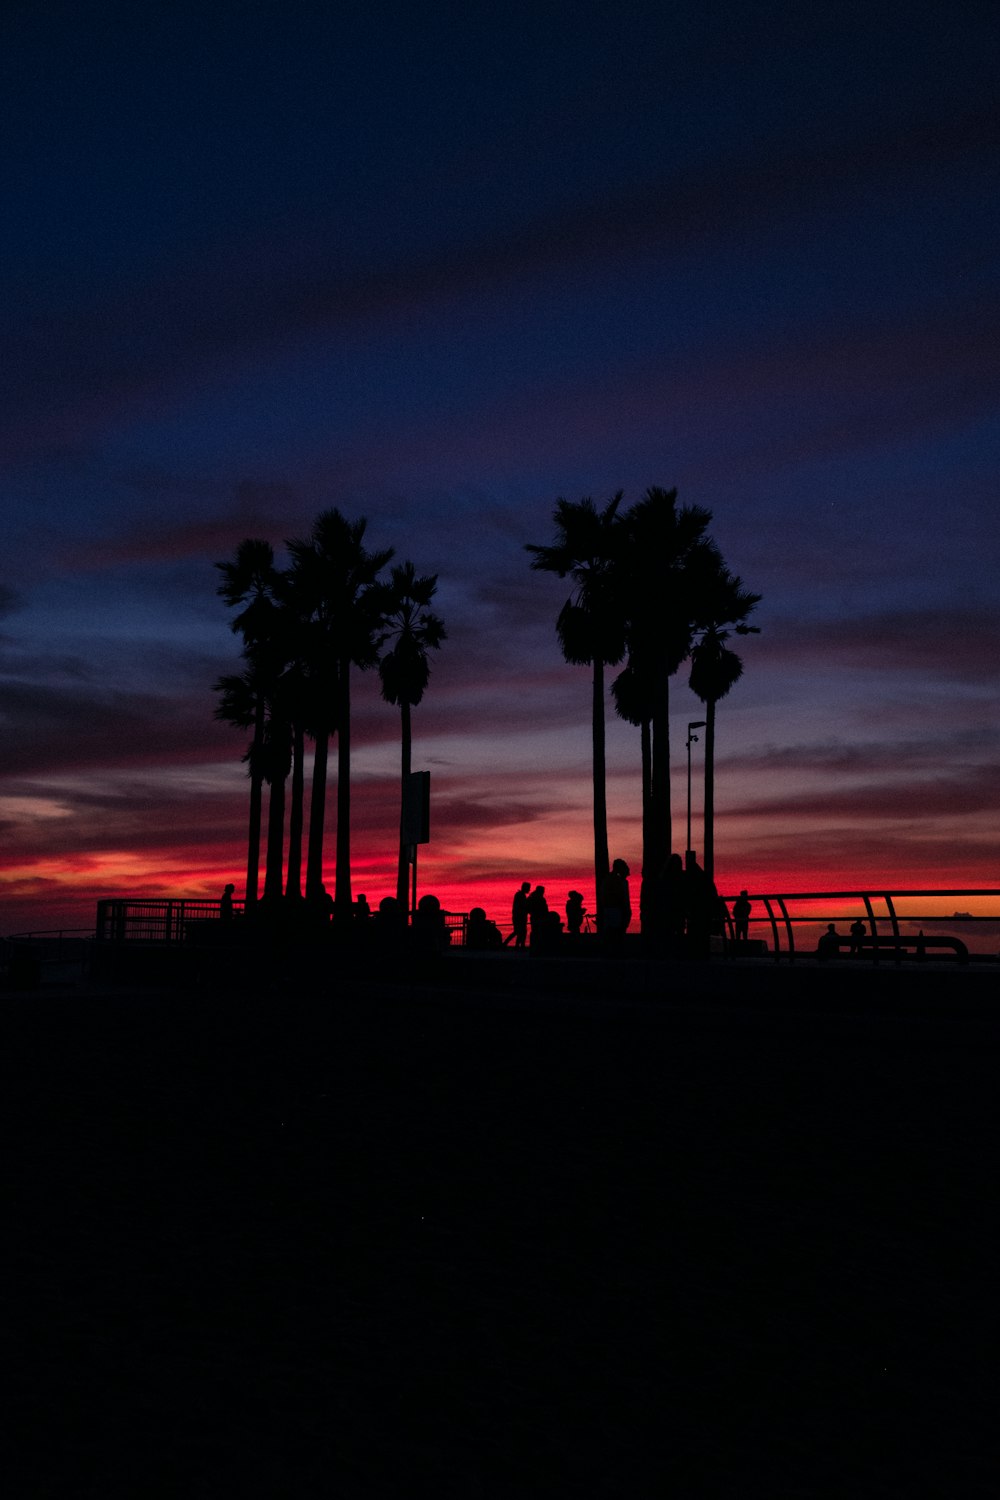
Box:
[2,2,998,933]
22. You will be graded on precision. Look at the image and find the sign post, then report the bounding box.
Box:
[401,771,430,917]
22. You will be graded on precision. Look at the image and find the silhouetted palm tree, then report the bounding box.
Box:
[213,665,266,903]
[688,571,761,882]
[259,689,293,903]
[377,561,446,909]
[266,569,321,904]
[282,670,308,903]
[215,539,283,906]
[527,494,627,899]
[614,489,716,894]
[287,509,394,922]
[610,658,654,918]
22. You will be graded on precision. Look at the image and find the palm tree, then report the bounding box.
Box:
[267,568,320,904]
[282,673,308,903]
[215,539,283,907]
[259,689,293,902]
[377,561,446,909]
[610,658,654,924]
[213,664,267,905]
[613,489,716,898]
[688,572,761,882]
[287,509,394,922]
[526,494,627,900]
[214,643,299,909]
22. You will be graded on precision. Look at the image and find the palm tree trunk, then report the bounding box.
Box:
[245,771,263,908]
[244,699,265,907]
[285,723,305,900]
[703,699,716,882]
[639,716,652,933]
[305,727,328,902]
[334,661,352,928]
[263,769,286,901]
[593,657,609,902]
[650,675,672,876]
[396,698,412,909]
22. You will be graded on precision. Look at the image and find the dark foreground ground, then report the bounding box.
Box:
[6,958,1000,1496]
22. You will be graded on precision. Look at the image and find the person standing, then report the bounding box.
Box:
[599,859,632,952]
[732,890,752,944]
[848,918,866,956]
[526,884,549,948]
[683,853,715,961]
[565,890,586,936]
[503,881,531,947]
[220,883,235,921]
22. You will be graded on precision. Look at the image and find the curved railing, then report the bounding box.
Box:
[716,889,1000,963]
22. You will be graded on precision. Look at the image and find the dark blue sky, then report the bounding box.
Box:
[2,1,998,927]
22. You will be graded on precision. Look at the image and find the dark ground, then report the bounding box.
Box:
[6,958,1000,1495]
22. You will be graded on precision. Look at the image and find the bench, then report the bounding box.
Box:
[836,935,969,964]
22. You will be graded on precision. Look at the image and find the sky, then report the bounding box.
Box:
[2,0,998,934]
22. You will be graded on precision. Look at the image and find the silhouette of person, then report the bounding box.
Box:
[355,893,371,925]
[915,928,926,961]
[682,853,715,960]
[732,889,751,943]
[526,885,549,948]
[466,906,502,950]
[220,883,235,921]
[600,859,632,951]
[373,895,406,950]
[656,853,685,941]
[503,881,531,948]
[848,918,866,956]
[412,893,450,952]
[817,923,842,960]
[544,909,564,948]
[565,890,586,936]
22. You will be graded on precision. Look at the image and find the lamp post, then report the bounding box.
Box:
[686,720,707,862]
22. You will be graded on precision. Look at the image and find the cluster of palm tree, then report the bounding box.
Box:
[214,509,445,925]
[527,487,760,927]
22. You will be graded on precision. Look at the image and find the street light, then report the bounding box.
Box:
[686,721,707,862]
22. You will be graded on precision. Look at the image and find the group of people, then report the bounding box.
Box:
[498,857,657,953]
[499,880,601,951]
[220,861,754,957]
[502,882,566,950]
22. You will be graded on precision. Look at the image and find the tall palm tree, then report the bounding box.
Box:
[213,663,267,904]
[614,489,716,897]
[688,572,761,882]
[377,561,446,909]
[259,689,293,903]
[215,539,283,906]
[287,509,394,922]
[267,567,320,904]
[283,676,307,903]
[610,658,654,923]
[526,494,627,900]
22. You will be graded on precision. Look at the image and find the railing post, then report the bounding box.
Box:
[862,895,878,964]
[761,897,781,962]
[776,898,795,963]
[884,893,903,964]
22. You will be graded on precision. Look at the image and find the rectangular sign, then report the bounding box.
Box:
[401,770,430,845]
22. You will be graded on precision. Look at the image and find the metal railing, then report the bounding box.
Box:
[717,889,1000,963]
[96,898,245,943]
[94,897,469,947]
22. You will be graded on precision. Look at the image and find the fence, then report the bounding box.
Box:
[94,898,468,947]
[717,889,1000,963]
[95,898,245,943]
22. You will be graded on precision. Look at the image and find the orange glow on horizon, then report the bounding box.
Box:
[5,835,1000,938]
